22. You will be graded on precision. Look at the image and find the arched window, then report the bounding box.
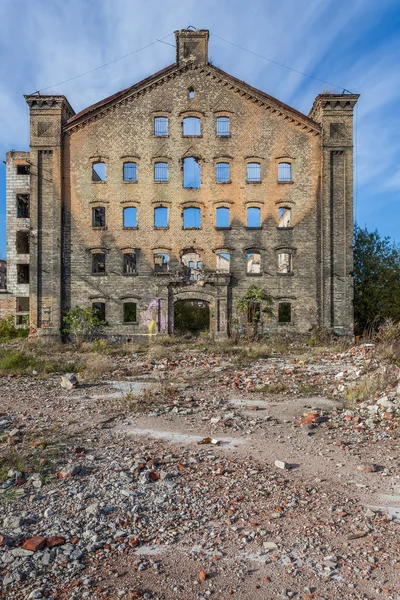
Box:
[183,117,201,136]
[188,88,195,99]
[216,162,230,183]
[92,161,106,182]
[247,207,261,228]
[278,252,292,273]
[154,162,168,182]
[123,162,137,182]
[123,252,137,275]
[247,252,261,274]
[216,252,230,272]
[278,207,291,228]
[278,162,292,182]
[92,252,106,274]
[154,117,168,137]
[216,117,230,137]
[216,207,230,228]
[92,207,106,228]
[183,207,201,229]
[154,206,168,228]
[123,207,137,228]
[92,302,106,322]
[154,253,169,273]
[183,157,200,188]
[279,302,292,323]
[247,162,261,182]
[181,250,201,280]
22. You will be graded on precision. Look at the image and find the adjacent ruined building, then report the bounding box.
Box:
[1,29,359,338]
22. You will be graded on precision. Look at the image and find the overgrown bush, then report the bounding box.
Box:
[232,285,273,340]
[0,316,29,342]
[63,306,104,344]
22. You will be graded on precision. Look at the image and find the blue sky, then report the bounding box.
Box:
[1,0,400,259]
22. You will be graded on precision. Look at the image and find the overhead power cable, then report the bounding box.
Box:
[212,33,354,93]
[30,32,175,95]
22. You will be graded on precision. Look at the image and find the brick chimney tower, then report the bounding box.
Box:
[175,28,209,66]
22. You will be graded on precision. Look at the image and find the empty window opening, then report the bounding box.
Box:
[216,252,230,272]
[247,252,261,274]
[16,194,29,218]
[16,315,29,326]
[17,297,29,313]
[216,162,230,183]
[154,253,169,273]
[92,302,106,322]
[123,253,137,275]
[123,207,137,228]
[92,207,106,228]
[279,302,292,323]
[123,162,137,182]
[247,207,261,227]
[92,253,106,274]
[92,162,106,182]
[278,162,292,182]
[216,117,230,137]
[188,88,195,99]
[17,264,29,284]
[181,250,201,280]
[216,207,230,228]
[16,231,29,254]
[247,162,261,182]
[154,206,168,228]
[17,164,30,175]
[247,301,261,324]
[183,157,201,188]
[154,117,168,137]
[183,117,201,136]
[278,252,292,273]
[154,162,168,182]
[174,300,209,334]
[124,302,137,323]
[278,207,291,228]
[183,207,201,229]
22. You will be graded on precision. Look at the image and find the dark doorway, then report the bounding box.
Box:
[174,300,210,334]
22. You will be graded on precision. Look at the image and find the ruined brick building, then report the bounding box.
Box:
[2,29,359,338]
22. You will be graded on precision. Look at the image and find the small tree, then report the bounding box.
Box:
[63,306,104,344]
[235,285,273,340]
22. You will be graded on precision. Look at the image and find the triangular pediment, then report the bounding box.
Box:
[64,62,320,134]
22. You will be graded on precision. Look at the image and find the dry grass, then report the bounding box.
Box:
[81,354,114,381]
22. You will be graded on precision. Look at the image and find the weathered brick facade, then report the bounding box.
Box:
[7,29,359,338]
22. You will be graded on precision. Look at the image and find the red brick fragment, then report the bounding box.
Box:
[22,536,46,552]
[47,536,66,548]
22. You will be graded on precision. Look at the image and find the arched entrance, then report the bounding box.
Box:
[174,299,210,334]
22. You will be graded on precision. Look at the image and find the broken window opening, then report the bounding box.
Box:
[17,164,30,175]
[183,207,201,229]
[92,253,106,274]
[247,207,261,228]
[181,251,202,280]
[183,157,201,188]
[16,231,29,254]
[123,207,137,228]
[92,207,106,228]
[154,253,169,273]
[216,252,230,272]
[154,162,168,182]
[123,253,137,275]
[124,302,137,323]
[216,117,230,137]
[183,117,201,136]
[216,207,230,228]
[278,252,292,274]
[17,297,29,313]
[92,161,106,182]
[216,162,230,183]
[279,302,292,323]
[92,302,106,323]
[154,206,168,228]
[16,314,29,326]
[247,301,261,324]
[154,117,168,137]
[16,194,29,218]
[17,264,29,284]
[123,162,137,182]
[278,207,291,228]
[247,252,261,274]
[188,88,195,99]
[247,162,261,182]
[278,162,292,182]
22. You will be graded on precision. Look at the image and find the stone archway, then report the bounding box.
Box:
[168,285,228,338]
[174,299,210,334]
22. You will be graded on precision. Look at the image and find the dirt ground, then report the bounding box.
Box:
[0,340,399,600]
